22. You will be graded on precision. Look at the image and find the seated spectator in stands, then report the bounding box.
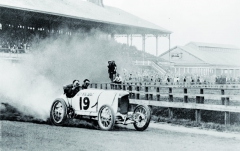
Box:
[113,73,122,89]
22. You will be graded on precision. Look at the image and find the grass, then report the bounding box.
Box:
[151,106,240,133]
[151,115,240,132]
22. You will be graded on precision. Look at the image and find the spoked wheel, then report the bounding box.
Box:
[133,104,151,131]
[98,105,115,131]
[50,99,68,126]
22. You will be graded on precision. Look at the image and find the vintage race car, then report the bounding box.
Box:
[50,89,151,131]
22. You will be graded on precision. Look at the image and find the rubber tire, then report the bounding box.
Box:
[133,104,151,131]
[98,104,115,131]
[50,99,68,126]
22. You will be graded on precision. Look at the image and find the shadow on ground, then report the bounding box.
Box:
[0,102,131,131]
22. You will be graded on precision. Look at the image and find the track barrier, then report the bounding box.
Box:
[90,82,240,126]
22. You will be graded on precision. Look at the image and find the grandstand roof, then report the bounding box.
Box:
[180,46,240,66]
[159,42,240,66]
[0,0,171,35]
[186,42,240,50]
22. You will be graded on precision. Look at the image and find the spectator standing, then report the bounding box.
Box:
[108,60,117,82]
[197,77,200,83]
[183,76,187,82]
[174,77,179,83]
[191,77,195,83]
[107,61,112,81]
[167,76,170,82]
[129,74,133,81]
[111,60,117,78]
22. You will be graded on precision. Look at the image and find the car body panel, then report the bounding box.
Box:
[73,89,103,112]
[59,89,128,117]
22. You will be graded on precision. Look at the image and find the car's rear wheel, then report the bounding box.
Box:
[133,104,151,131]
[98,105,115,131]
[50,99,68,126]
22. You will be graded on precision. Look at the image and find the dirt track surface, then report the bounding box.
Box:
[1,120,240,151]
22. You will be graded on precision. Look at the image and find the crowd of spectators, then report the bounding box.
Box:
[0,39,30,53]
[122,68,160,82]
[1,23,239,84]
[0,23,41,54]
[121,68,240,84]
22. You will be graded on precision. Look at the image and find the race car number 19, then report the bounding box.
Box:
[79,97,90,110]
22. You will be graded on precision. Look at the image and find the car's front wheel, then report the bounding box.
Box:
[133,104,151,131]
[50,99,68,126]
[98,105,115,131]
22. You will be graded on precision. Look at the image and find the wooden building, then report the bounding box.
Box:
[159,42,240,77]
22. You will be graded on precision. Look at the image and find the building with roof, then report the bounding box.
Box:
[159,42,240,77]
[0,0,171,57]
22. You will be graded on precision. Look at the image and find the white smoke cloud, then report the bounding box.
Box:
[0,29,132,120]
[0,59,57,120]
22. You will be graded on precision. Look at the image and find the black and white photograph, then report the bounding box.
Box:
[0,0,240,151]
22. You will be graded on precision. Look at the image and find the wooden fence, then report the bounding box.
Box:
[90,82,240,126]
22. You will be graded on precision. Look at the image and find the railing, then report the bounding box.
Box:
[150,61,166,75]
[132,60,167,75]
[0,48,26,53]
[0,51,30,60]
[132,60,151,66]
[123,81,240,88]
[90,82,240,126]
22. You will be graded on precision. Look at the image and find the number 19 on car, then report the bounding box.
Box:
[79,97,90,110]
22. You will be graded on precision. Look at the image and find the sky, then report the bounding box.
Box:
[103,0,240,56]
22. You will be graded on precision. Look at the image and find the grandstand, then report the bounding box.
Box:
[1,0,239,82]
[0,0,171,60]
[159,42,240,78]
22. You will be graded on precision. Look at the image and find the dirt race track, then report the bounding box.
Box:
[1,120,240,151]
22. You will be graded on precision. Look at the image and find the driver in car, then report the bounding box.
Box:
[63,79,90,98]
[81,79,90,90]
[63,80,81,98]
